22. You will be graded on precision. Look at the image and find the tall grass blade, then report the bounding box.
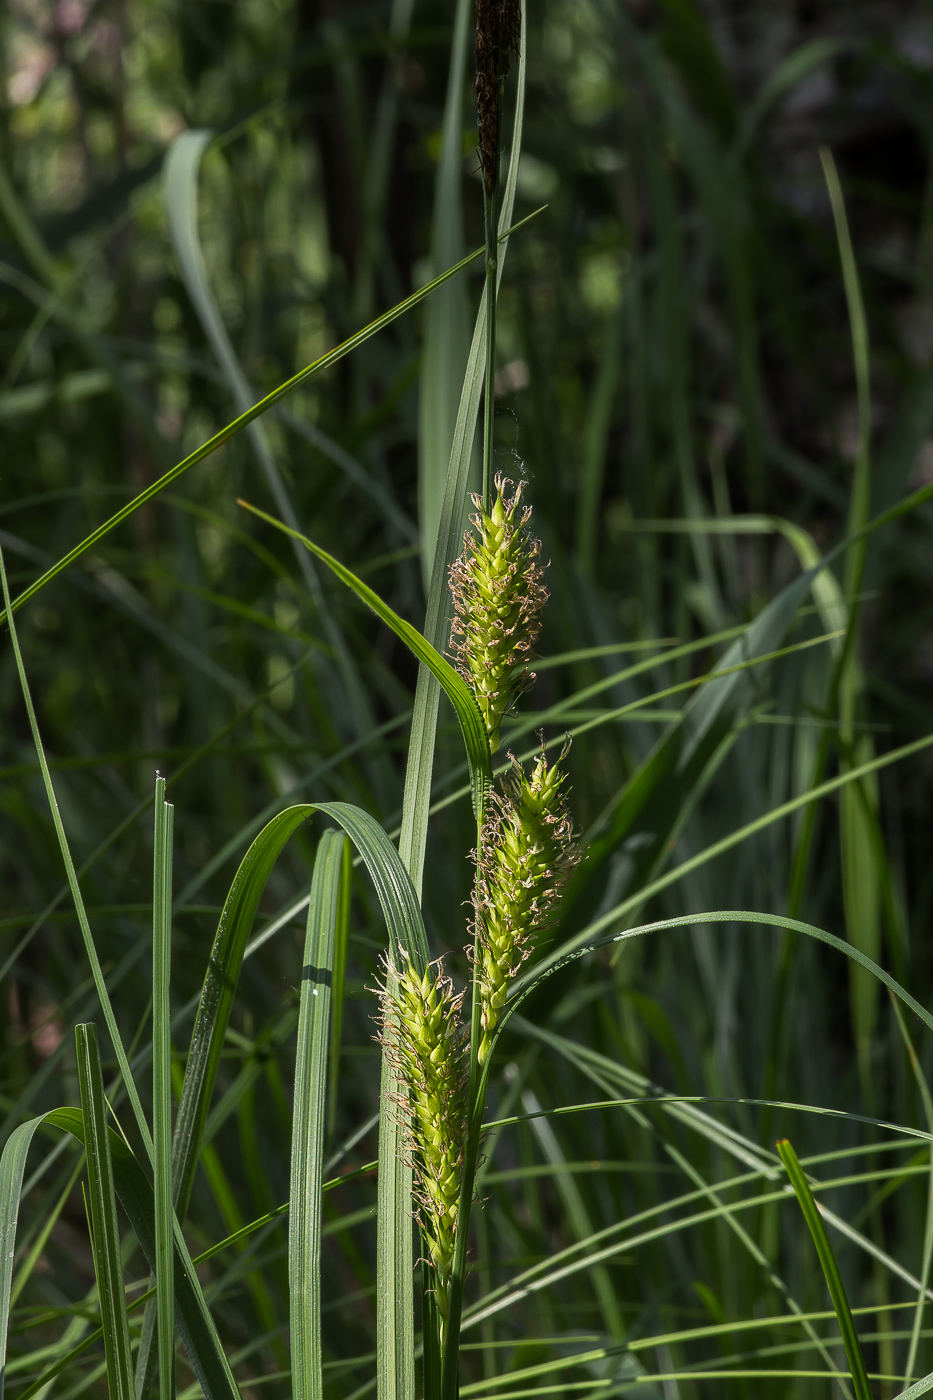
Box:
[822,147,881,1093]
[12,1162,371,1400]
[237,501,492,818]
[419,0,471,588]
[169,798,428,1229]
[576,314,623,576]
[889,996,933,1386]
[290,828,347,1400]
[143,797,427,1399]
[0,541,151,1153]
[519,1084,623,1338]
[0,1118,65,1400]
[45,1108,241,1400]
[163,133,381,758]
[74,1023,135,1400]
[327,838,353,1143]
[776,1138,872,1400]
[506,911,933,1074]
[152,779,175,1400]
[399,3,527,891]
[893,1375,933,1400]
[538,731,933,976]
[390,32,527,1386]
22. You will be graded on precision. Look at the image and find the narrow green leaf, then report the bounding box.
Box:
[889,996,933,1388]
[9,1160,371,1400]
[74,1024,135,1400]
[171,799,427,1239]
[0,541,151,1156]
[418,0,472,588]
[776,1138,872,1400]
[0,1119,52,1400]
[821,147,881,1099]
[520,1084,623,1337]
[327,838,353,1143]
[400,5,528,892]
[894,1373,933,1400]
[135,797,426,1400]
[509,909,933,1055]
[163,130,383,767]
[46,1107,241,1400]
[541,728,933,981]
[290,829,347,1400]
[7,213,541,618]
[152,779,176,1400]
[737,38,846,153]
[237,500,492,820]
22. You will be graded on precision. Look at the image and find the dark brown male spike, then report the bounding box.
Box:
[475,0,522,197]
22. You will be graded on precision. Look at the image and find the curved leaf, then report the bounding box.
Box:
[777,1138,872,1400]
[173,798,428,1231]
[290,829,347,1400]
[8,212,542,618]
[237,500,492,821]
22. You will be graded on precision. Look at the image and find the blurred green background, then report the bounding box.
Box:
[3,0,933,1395]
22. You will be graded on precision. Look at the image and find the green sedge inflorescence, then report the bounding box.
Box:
[448,474,548,753]
[379,471,577,1344]
[377,950,467,1338]
[472,746,578,1065]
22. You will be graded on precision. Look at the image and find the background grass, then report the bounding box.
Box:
[2,0,933,1396]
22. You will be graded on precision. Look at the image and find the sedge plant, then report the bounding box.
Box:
[375,466,580,1379]
[6,4,933,1400]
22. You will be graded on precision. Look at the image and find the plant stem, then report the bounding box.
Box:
[441,898,485,1400]
[482,176,499,513]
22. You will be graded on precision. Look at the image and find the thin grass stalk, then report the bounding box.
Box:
[477,7,501,512]
[152,778,175,1400]
[481,183,498,513]
[75,1024,135,1400]
[776,1139,872,1400]
[0,540,153,1159]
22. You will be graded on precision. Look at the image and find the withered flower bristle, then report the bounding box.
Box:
[475,0,522,196]
[448,474,547,753]
[473,745,579,1065]
[377,950,468,1336]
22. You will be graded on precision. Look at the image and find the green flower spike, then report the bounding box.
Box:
[378,951,467,1337]
[473,744,579,1065]
[449,474,548,752]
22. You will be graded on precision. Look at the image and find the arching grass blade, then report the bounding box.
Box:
[7,212,543,618]
[237,501,492,819]
[290,828,347,1400]
[776,1137,872,1400]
